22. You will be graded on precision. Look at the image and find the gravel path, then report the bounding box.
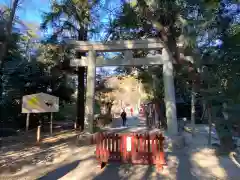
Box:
[1,117,240,180]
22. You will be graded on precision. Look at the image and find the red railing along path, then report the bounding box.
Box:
[93,132,166,172]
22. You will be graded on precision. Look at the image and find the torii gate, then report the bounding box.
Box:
[68,39,180,135]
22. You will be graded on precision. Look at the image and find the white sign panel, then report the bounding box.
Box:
[126,136,132,152]
[22,93,59,113]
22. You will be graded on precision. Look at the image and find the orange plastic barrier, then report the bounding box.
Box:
[93,132,166,171]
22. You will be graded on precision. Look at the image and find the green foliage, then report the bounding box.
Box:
[0,14,75,129]
[40,0,100,41]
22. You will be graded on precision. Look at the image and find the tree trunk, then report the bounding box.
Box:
[219,103,234,153]
[201,104,207,123]
[207,103,212,146]
[76,66,86,131]
[191,83,196,135]
[75,27,87,131]
[0,0,20,120]
[0,0,19,62]
[158,99,167,129]
[220,136,234,154]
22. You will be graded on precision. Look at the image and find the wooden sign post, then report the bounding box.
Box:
[21,93,59,143]
[26,113,30,132]
[37,125,41,143]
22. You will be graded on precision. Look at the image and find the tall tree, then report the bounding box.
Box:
[199,1,240,152]
[0,0,20,119]
[41,0,101,131]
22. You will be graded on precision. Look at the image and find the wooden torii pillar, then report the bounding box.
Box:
[68,39,179,135]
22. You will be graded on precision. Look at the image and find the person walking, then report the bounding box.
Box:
[121,109,127,127]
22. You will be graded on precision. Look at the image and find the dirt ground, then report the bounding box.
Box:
[1,117,240,180]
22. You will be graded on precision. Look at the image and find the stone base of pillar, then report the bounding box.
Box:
[164,134,186,151]
[76,132,95,146]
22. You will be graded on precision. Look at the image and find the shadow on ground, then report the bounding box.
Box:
[93,163,158,180]
[0,130,90,175]
[1,120,240,180]
[37,155,96,180]
[92,149,240,180]
[38,160,81,180]
[90,152,195,180]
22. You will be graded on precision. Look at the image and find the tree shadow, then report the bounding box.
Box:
[170,131,240,180]
[9,155,97,180]
[93,163,155,180]
[185,127,240,180]
[93,163,121,180]
[168,151,198,180]
[38,160,81,180]
[158,148,240,180]
[218,153,240,180]
[0,130,92,175]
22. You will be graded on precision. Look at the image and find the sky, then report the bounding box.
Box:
[0,0,122,36]
[1,0,51,24]
[0,0,123,74]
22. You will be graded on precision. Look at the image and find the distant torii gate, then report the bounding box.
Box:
[68,39,180,135]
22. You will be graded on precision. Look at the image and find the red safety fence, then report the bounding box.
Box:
[139,104,145,117]
[93,132,166,172]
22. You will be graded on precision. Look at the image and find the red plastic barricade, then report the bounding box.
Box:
[139,104,145,117]
[93,132,166,172]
